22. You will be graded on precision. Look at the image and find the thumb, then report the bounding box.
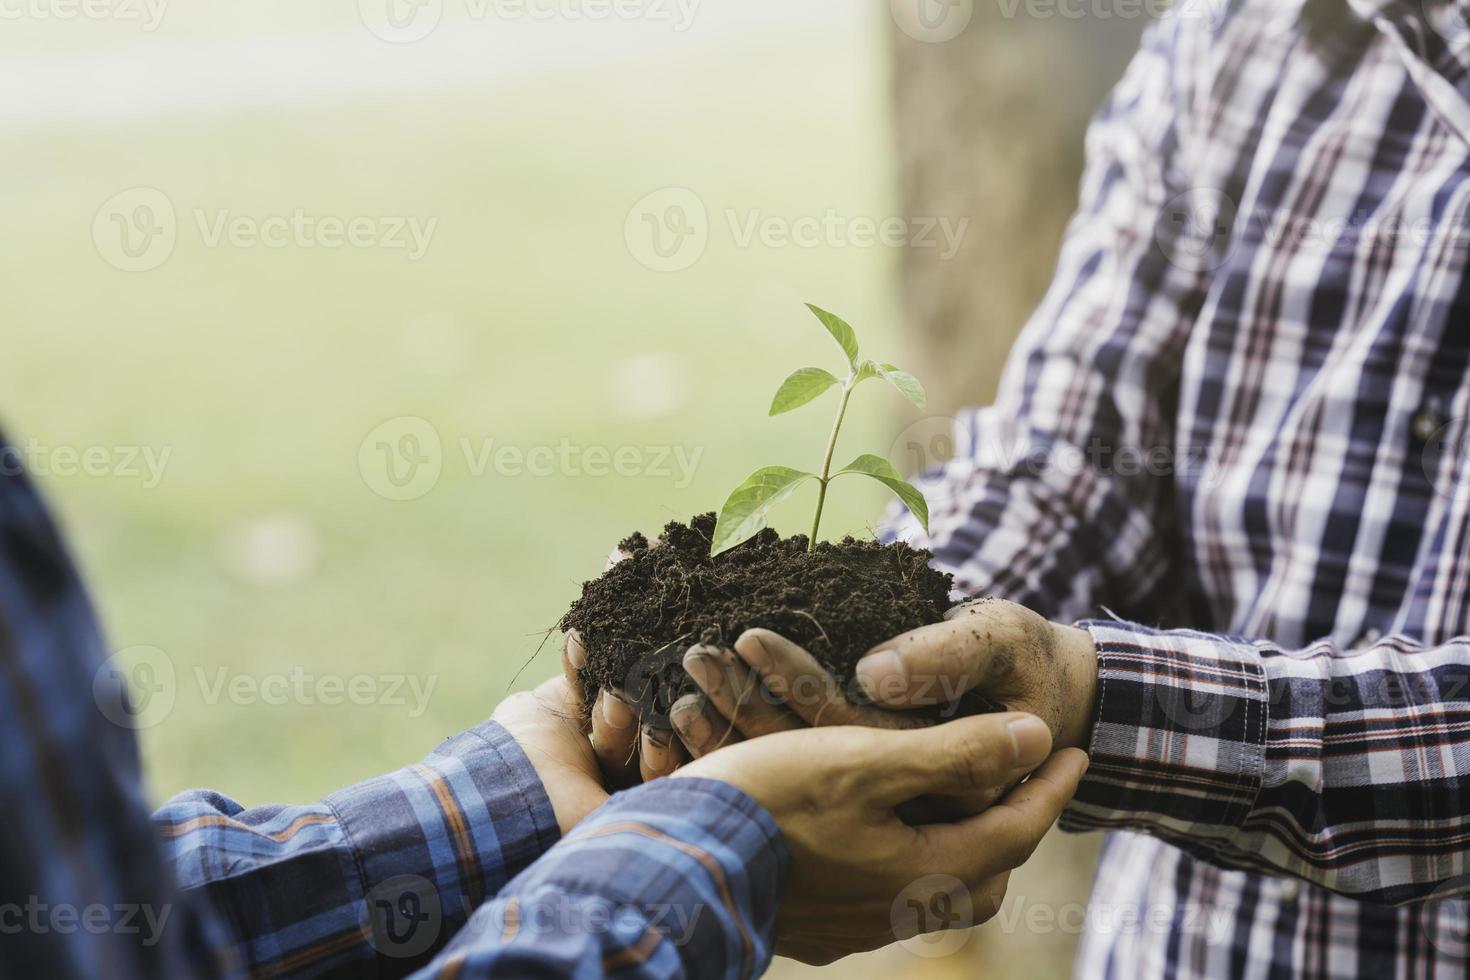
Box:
[856,617,1008,709]
[880,712,1054,804]
[919,748,1089,883]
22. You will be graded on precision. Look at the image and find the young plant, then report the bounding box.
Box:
[710,304,930,557]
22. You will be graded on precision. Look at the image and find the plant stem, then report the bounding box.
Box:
[809,377,854,550]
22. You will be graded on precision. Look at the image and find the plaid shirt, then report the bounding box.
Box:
[885,0,1470,975]
[0,449,786,979]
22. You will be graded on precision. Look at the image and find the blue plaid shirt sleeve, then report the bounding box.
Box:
[153,718,564,976]
[0,445,788,979]
[424,778,788,979]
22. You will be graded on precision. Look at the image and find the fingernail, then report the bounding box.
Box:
[669,695,708,741]
[565,631,587,669]
[602,692,635,730]
[642,725,672,749]
[1007,716,1051,769]
[683,651,720,693]
[669,696,699,725]
[856,650,905,700]
[739,632,773,672]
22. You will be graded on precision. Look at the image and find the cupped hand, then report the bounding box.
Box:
[675,711,1088,965]
[491,675,610,835]
[856,598,1100,751]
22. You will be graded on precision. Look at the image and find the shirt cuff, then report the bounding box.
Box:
[324,719,562,958]
[484,776,789,980]
[1059,619,1269,835]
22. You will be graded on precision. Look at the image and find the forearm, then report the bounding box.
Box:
[1061,619,1470,904]
[419,778,787,980]
[156,720,560,977]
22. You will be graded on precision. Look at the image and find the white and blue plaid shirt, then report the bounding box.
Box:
[887,0,1470,975]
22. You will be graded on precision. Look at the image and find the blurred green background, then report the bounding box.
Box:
[3,1,905,805]
[1,3,1132,977]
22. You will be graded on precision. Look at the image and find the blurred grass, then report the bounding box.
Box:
[0,5,904,805]
[0,7,1094,978]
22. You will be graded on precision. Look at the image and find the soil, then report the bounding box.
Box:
[561,513,1005,726]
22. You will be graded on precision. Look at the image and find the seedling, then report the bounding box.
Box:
[710,304,930,557]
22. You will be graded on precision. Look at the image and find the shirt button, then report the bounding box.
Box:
[1279,879,1300,902]
[1413,401,1446,442]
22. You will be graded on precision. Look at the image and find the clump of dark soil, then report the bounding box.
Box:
[561,513,1003,725]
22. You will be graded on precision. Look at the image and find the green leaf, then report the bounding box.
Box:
[805,303,860,368]
[833,454,930,533]
[769,367,840,416]
[878,363,927,408]
[853,359,882,384]
[711,466,817,556]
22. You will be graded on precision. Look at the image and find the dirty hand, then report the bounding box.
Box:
[675,711,1088,965]
[856,599,1100,751]
[562,541,690,791]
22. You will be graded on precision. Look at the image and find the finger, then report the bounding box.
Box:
[972,871,1010,924]
[532,675,582,718]
[683,644,803,739]
[734,629,924,730]
[590,690,640,788]
[605,536,661,571]
[856,616,1019,709]
[919,748,1089,881]
[668,693,745,758]
[561,631,591,729]
[639,723,687,780]
[879,711,1054,804]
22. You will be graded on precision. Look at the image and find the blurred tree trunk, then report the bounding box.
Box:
[890,7,1143,415]
[887,7,1144,980]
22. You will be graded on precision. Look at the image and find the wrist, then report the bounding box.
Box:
[1055,624,1099,750]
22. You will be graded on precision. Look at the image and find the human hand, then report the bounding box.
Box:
[562,627,689,791]
[856,598,1099,751]
[563,540,689,792]
[667,630,925,757]
[491,676,610,835]
[675,711,1088,964]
